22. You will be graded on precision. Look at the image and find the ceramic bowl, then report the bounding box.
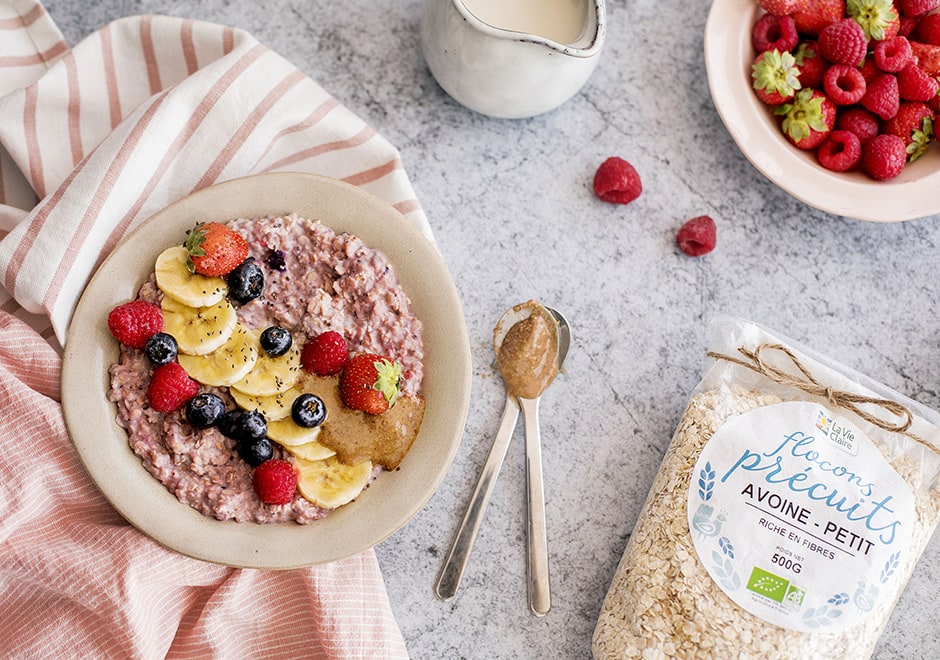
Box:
[704,0,940,222]
[61,172,472,568]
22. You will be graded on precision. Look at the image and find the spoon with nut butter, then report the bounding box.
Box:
[434,301,570,616]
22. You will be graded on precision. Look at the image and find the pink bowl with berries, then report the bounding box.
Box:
[705,0,940,221]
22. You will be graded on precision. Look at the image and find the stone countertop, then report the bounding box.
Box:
[46,0,940,657]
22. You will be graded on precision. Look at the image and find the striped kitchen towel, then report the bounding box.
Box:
[0,1,419,657]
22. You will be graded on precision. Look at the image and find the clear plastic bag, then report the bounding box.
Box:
[593,317,940,659]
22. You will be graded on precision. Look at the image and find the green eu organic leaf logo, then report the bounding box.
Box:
[747,567,789,602]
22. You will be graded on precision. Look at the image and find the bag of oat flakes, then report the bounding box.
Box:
[593,316,940,659]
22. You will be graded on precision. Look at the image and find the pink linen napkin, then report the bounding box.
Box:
[0,1,424,656]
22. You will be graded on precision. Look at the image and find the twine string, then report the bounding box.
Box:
[707,343,914,435]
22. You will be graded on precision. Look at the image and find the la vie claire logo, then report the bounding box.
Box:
[815,410,859,456]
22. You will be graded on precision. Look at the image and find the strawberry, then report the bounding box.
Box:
[775,89,837,149]
[846,0,899,41]
[882,101,936,161]
[819,17,869,66]
[873,36,914,72]
[897,61,940,100]
[860,72,900,118]
[792,0,846,37]
[675,216,717,257]
[184,222,249,277]
[911,40,940,74]
[752,13,800,52]
[301,330,348,376]
[148,362,199,413]
[861,133,907,178]
[593,157,642,205]
[795,41,826,88]
[898,0,939,17]
[752,50,802,105]
[339,353,403,415]
[108,300,163,348]
[759,0,809,15]
[252,459,298,505]
[916,13,940,45]
[816,130,863,171]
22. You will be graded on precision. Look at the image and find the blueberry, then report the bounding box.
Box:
[145,332,178,365]
[238,410,268,440]
[237,436,274,466]
[266,249,286,271]
[260,326,292,357]
[185,393,224,428]
[291,393,327,427]
[218,409,244,439]
[227,258,264,304]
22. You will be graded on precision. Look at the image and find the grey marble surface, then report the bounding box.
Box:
[47,0,940,658]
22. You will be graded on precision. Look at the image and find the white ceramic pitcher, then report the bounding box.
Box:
[420,0,606,119]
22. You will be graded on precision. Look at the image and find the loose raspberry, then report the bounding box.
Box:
[752,13,799,53]
[916,13,940,45]
[148,362,199,413]
[301,331,348,376]
[882,101,936,161]
[835,106,880,143]
[752,50,802,105]
[816,130,863,171]
[794,41,826,88]
[861,133,908,179]
[818,18,868,67]
[676,216,717,257]
[253,459,298,505]
[897,61,940,101]
[823,64,867,104]
[898,0,939,18]
[873,36,913,72]
[107,300,164,348]
[593,157,642,205]
[860,73,900,119]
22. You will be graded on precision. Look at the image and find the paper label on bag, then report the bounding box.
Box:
[687,401,915,633]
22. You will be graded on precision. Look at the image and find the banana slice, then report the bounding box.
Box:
[177,324,259,387]
[267,417,322,446]
[161,295,237,356]
[296,456,372,509]
[155,245,228,307]
[281,439,336,462]
[229,385,304,421]
[230,342,301,397]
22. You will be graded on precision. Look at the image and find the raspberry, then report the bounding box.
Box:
[593,157,642,205]
[899,0,939,17]
[861,133,907,180]
[107,300,164,348]
[873,36,913,72]
[816,130,863,171]
[860,73,900,119]
[916,13,940,45]
[752,14,799,53]
[301,331,348,376]
[676,216,717,257]
[823,64,867,104]
[253,459,298,505]
[147,362,199,413]
[897,61,940,101]
[818,18,868,67]
[835,106,880,143]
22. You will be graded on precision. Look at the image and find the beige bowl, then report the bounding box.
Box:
[61,172,472,568]
[705,0,940,221]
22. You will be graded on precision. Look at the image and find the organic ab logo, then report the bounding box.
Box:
[746,567,804,606]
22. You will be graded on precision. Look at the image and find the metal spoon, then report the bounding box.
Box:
[520,307,570,616]
[433,303,570,612]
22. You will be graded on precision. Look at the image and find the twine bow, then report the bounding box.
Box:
[707,343,914,435]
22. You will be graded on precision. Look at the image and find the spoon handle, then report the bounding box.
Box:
[434,394,520,602]
[519,395,550,616]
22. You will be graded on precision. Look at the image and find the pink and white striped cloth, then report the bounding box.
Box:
[0,1,427,656]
